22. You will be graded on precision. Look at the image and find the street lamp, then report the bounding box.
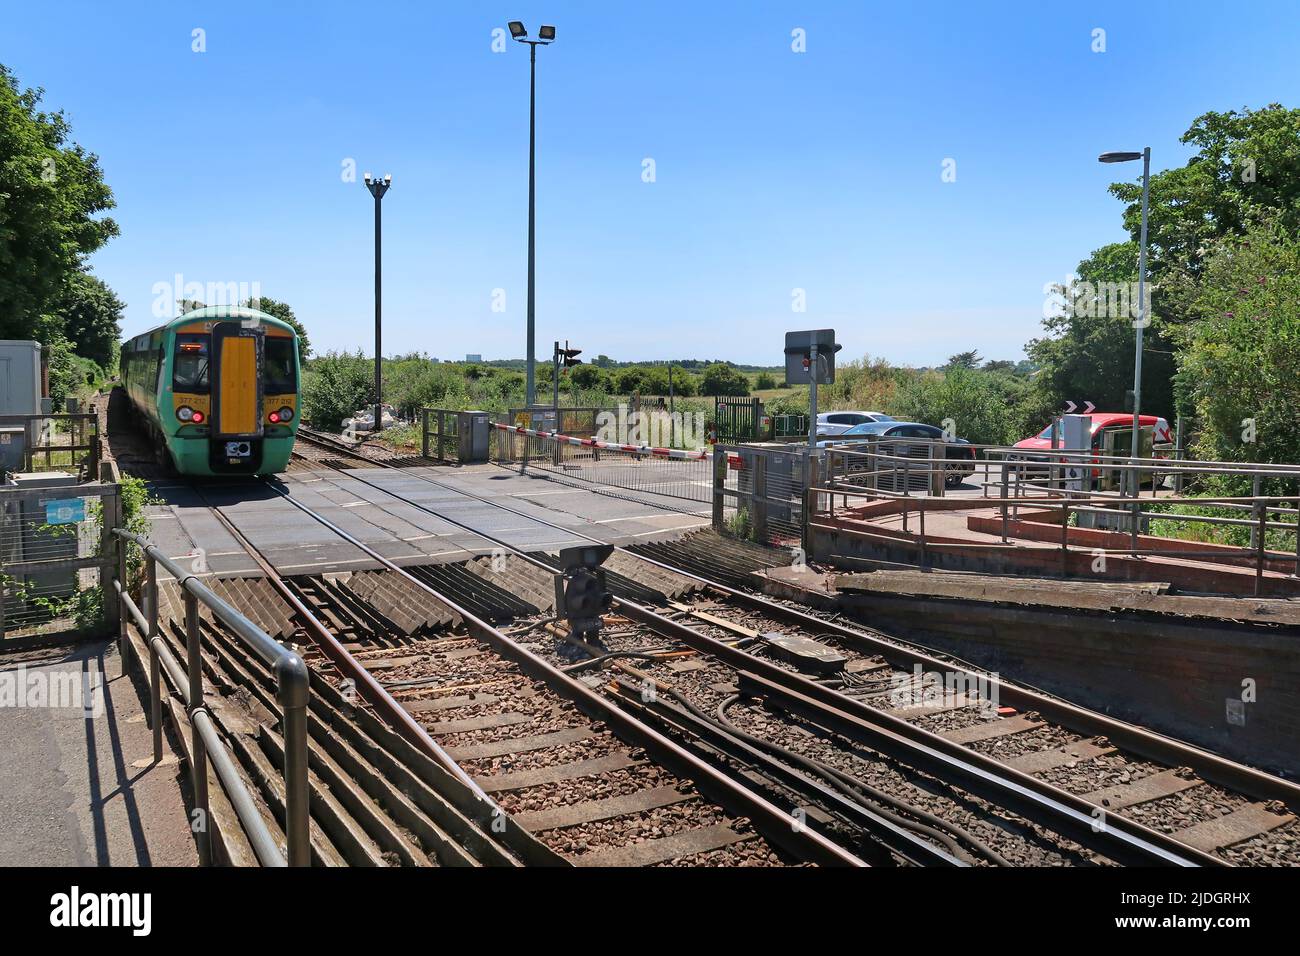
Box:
[1099,147,1151,496]
[508,20,557,407]
[364,171,392,433]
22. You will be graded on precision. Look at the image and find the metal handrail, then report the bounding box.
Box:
[112,528,310,866]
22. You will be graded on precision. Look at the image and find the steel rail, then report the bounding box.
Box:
[193,492,491,801]
[609,681,971,866]
[258,476,866,867]
[296,466,1215,865]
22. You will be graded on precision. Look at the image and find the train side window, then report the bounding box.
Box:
[264,337,297,394]
[174,334,210,393]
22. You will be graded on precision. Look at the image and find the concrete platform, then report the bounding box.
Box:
[145,464,710,579]
[0,641,198,866]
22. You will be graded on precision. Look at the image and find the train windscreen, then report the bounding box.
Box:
[173,334,210,392]
[265,337,297,394]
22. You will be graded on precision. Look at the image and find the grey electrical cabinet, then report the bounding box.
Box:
[0,341,43,417]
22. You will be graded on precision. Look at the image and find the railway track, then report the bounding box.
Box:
[268,446,1300,865]
[188,483,863,867]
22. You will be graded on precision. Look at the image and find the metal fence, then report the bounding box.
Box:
[711,444,807,546]
[491,423,713,514]
[0,481,119,642]
[113,529,311,866]
[421,408,461,461]
[0,412,100,480]
[813,441,1300,594]
[714,397,765,443]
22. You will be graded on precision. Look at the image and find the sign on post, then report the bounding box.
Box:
[784,329,841,450]
[784,329,841,385]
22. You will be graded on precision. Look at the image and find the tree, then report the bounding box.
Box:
[754,372,778,390]
[0,65,117,340]
[243,295,311,358]
[1028,242,1177,419]
[945,350,982,370]
[700,362,750,397]
[1172,220,1300,470]
[568,364,608,390]
[892,366,1035,447]
[1109,105,1300,283]
[613,367,646,394]
[57,271,124,370]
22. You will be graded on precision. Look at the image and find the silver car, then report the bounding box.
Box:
[815,410,894,437]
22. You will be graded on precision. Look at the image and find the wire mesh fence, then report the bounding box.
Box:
[490,422,713,515]
[717,445,807,546]
[0,482,120,641]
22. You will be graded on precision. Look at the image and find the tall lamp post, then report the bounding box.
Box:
[508,20,556,407]
[1099,147,1150,496]
[364,172,392,433]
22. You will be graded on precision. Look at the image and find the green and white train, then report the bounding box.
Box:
[121,306,301,476]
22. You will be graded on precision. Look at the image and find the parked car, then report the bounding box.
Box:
[819,420,977,488]
[1012,413,1172,487]
[1014,413,1172,453]
[815,410,894,437]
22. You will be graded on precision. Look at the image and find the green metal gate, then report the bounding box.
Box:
[713,397,766,443]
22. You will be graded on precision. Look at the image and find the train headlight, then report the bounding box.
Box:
[178,406,194,421]
[279,406,294,421]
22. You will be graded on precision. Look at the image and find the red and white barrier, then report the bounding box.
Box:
[492,421,709,461]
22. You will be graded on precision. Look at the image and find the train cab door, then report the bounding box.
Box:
[210,321,264,462]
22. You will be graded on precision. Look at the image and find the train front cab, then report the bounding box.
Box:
[169,318,299,476]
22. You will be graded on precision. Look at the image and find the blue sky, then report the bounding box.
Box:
[6,1,1299,365]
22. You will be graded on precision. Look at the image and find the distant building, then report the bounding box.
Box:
[466,353,482,363]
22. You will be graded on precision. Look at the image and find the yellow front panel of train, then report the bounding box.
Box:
[218,335,259,435]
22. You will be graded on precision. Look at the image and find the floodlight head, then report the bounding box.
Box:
[538,24,556,41]
[508,20,527,38]
[364,171,372,183]
[1099,151,1143,164]
[383,173,392,183]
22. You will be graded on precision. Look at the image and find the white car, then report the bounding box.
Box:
[816,411,894,437]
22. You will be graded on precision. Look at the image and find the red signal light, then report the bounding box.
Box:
[191,411,204,424]
[269,412,280,423]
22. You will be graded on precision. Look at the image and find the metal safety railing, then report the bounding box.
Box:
[812,441,1300,595]
[112,529,310,866]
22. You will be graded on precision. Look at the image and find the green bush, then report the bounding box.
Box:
[301,351,374,431]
